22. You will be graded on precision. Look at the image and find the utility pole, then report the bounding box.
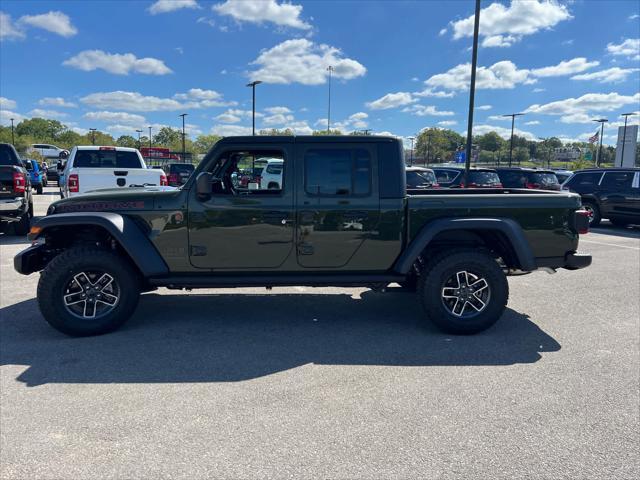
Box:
[327,65,334,133]
[89,128,97,145]
[148,126,153,149]
[502,113,525,167]
[425,132,433,166]
[136,129,143,150]
[179,113,188,161]
[592,118,607,166]
[246,80,262,136]
[10,118,15,145]
[408,136,415,166]
[619,112,634,167]
[463,0,481,188]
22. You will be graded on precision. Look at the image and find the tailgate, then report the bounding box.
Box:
[75,168,162,193]
[0,166,18,200]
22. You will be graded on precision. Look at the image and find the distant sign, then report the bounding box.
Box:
[584,151,592,161]
[615,125,638,168]
[454,151,465,163]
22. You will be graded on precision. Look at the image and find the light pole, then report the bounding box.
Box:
[327,65,334,132]
[425,131,433,166]
[408,136,415,166]
[619,112,634,167]
[463,0,481,187]
[10,118,15,145]
[148,126,153,149]
[502,113,525,167]
[179,113,188,161]
[135,129,143,149]
[592,118,607,166]
[246,80,262,136]
[89,128,97,145]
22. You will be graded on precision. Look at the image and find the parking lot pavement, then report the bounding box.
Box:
[1,187,639,479]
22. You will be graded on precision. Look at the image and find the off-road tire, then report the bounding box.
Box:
[37,247,140,336]
[418,249,509,334]
[582,201,601,227]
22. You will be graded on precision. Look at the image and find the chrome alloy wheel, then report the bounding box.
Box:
[441,270,491,318]
[582,204,595,223]
[62,271,120,319]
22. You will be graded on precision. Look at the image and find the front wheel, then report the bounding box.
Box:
[37,247,141,336]
[418,250,509,334]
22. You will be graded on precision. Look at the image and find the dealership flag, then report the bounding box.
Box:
[588,131,599,144]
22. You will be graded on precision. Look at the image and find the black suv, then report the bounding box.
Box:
[494,167,561,191]
[431,167,502,188]
[563,168,640,227]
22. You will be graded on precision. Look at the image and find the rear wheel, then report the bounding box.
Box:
[36,184,43,194]
[37,247,140,336]
[418,250,508,334]
[582,202,601,227]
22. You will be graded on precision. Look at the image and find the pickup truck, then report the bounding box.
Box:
[1,143,33,235]
[14,136,591,337]
[60,146,168,198]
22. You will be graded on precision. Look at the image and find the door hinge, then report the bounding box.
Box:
[190,245,207,256]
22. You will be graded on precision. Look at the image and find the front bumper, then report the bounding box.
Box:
[14,244,47,275]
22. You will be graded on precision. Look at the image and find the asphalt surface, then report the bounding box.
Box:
[1,186,639,479]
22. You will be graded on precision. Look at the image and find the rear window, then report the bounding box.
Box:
[469,171,501,185]
[0,145,21,166]
[266,163,283,174]
[434,169,460,183]
[73,150,142,169]
[407,170,437,188]
[530,173,558,185]
[497,171,526,188]
[169,164,194,174]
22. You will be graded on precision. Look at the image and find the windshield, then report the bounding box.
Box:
[407,170,437,187]
[73,150,142,169]
[469,171,501,185]
[0,145,21,166]
[530,173,559,185]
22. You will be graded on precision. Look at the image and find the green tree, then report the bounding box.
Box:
[153,127,181,147]
[116,135,138,148]
[259,128,294,136]
[15,118,67,141]
[475,131,504,152]
[415,128,464,163]
[312,129,342,136]
[193,134,222,154]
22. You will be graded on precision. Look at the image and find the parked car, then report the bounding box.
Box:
[15,135,591,337]
[553,169,573,184]
[562,168,640,227]
[60,146,168,198]
[432,167,502,188]
[494,167,561,191]
[0,143,33,235]
[163,162,195,187]
[23,159,45,194]
[259,158,284,189]
[28,144,69,160]
[406,166,439,189]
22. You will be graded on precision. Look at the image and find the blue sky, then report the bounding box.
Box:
[1,0,639,145]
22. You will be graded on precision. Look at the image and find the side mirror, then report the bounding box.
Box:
[196,172,213,200]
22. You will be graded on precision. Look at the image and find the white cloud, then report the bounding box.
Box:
[426,61,534,90]
[438,120,458,126]
[282,121,313,135]
[84,111,146,126]
[331,112,369,131]
[629,14,640,21]
[477,105,492,110]
[438,28,447,36]
[0,12,25,40]
[449,1,572,48]
[196,16,216,27]
[38,97,76,108]
[249,39,366,85]
[211,124,253,136]
[18,11,77,38]
[525,92,640,124]
[413,87,455,98]
[530,57,599,77]
[149,0,200,15]
[533,88,546,93]
[215,113,241,123]
[486,114,511,121]
[524,120,541,125]
[213,0,311,30]
[0,110,26,126]
[0,97,17,110]
[28,108,68,119]
[472,124,537,141]
[403,105,455,117]
[81,89,235,112]
[606,38,640,60]
[63,50,172,75]
[263,113,295,126]
[264,106,292,115]
[571,67,640,84]
[366,92,415,110]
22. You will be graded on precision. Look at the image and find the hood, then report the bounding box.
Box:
[49,185,183,215]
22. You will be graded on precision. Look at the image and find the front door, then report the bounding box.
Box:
[188,145,295,269]
[295,143,380,269]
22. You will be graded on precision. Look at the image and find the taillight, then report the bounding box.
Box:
[433,183,440,189]
[575,210,590,235]
[160,173,168,186]
[68,174,79,192]
[525,182,540,189]
[13,171,26,193]
[495,183,503,188]
[468,182,478,187]
[168,173,179,183]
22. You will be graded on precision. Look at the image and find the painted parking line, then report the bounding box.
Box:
[580,239,640,250]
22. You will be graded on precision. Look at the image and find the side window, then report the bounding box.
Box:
[600,172,634,189]
[568,172,602,187]
[215,150,285,195]
[304,148,371,196]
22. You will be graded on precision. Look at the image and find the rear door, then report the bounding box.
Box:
[295,143,380,268]
[598,171,637,220]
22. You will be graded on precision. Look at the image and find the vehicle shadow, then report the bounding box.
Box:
[591,222,640,239]
[0,291,561,387]
[0,233,30,245]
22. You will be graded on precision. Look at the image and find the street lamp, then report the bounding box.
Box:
[619,112,635,167]
[425,131,433,166]
[502,113,525,167]
[463,0,481,188]
[135,129,143,149]
[179,113,188,161]
[327,65,334,132]
[246,80,262,136]
[408,136,415,166]
[592,118,607,166]
[89,128,97,145]
[10,118,15,145]
[148,126,153,149]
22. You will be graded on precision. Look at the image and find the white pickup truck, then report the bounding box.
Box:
[60,146,167,198]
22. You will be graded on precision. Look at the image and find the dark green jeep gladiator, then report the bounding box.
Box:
[15,136,591,336]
